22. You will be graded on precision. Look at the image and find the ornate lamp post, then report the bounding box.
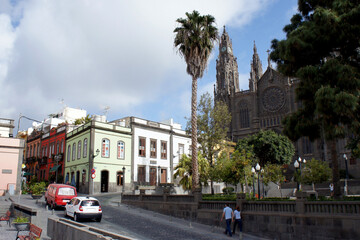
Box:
[122,166,126,193]
[343,154,349,195]
[294,157,306,191]
[261,168,265,198]
[255,163,261,199]
[251,167,255,198]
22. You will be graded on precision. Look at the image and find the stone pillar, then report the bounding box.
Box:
[236,193,246,211]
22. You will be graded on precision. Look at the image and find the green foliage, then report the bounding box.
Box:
[202,194,236,201]
[74,114,92,125]
[262,164,286,186]
[222,187,234,195]
[301,158,332,185]
[13,216,29,223]
[271,0,360,195]
[30,182,46,195]
[236,130,295,166]
[173,153,209,191]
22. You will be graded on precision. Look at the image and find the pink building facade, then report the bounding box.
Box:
[0,137,25,196]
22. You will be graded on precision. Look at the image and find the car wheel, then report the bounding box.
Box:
[74,213,78,222]
[96,216,101,222]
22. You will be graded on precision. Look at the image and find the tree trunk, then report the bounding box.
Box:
[329,139,341,198]
[191,77,199,191]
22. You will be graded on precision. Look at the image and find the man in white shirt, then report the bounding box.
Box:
[220,203,233,237]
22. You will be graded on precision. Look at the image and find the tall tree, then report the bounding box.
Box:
[237,130,295,167]
[271,0,360,197]
[174,11,218,191]
[187,92,231,194]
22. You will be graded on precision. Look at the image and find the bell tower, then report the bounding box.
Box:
[249,41,263,92]
[214,26,239,107]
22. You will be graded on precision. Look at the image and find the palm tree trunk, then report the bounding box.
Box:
[329,139,341,198]
[191,77,199,191]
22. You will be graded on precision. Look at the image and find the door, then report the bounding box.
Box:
[101,170,109,192]
[161,169,167,183]
[150,167,157,186]
[138,166,145,185]
[76,171,80,191]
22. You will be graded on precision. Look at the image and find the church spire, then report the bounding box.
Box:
[249,41,263,92]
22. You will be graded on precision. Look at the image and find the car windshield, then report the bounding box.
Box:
[58,187,75,196]
[81,200,100,206]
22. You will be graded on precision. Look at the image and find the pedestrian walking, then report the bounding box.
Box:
[220,203,233,237]
[329,183,334,197]
[232,206,243,239]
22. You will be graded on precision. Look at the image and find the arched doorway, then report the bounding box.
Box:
[101,170,109,192]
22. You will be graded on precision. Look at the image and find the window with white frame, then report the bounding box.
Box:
[72,143,76,160]
[61,140,64,153]
[150,139,157,158]
[117,141,125,159]
[83,138,88,158]
[67,145,71,162]
[161,141,167,159]
[77,141,82,159]
[178,144,184,157]
[102,139,110,157]
[139,137,146,157]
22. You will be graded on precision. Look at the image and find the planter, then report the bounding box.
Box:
[13,222,29,231]
[31,194,42,200]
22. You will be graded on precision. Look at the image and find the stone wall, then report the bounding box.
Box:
[122,193,360,240]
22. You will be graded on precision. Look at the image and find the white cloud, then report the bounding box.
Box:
[0,0,272,129]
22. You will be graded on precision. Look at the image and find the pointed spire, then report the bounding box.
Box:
[266,49,272,68]
[223,25,226,33]
[253,40,257,54]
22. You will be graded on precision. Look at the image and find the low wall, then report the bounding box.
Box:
[122,193,360,240]
[47,217,135,240]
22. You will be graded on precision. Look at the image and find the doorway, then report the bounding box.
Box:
[101,170,109,192]
[76,171,80,191]
[149,167,157,186]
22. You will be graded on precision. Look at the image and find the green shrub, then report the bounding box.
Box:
[13,216,29,223]
[222,187,234,195]
[202,194,236,201]
[30,182,46,195]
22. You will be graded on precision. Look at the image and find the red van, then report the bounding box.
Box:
[45,184,77,209]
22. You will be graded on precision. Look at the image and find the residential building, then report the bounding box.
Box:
[65,119,132,194]
[0,118,25,196]
[111,117,191,190]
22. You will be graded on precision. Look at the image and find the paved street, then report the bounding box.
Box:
[1,194,269,240]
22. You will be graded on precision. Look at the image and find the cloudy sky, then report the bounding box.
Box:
[0,0,298,131]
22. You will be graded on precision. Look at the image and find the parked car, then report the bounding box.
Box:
[45,184,77,209]
[64,196,102,222]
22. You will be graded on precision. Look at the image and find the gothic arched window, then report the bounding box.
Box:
[238,102,250,128]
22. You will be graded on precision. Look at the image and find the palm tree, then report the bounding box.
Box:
[174,10,218,191]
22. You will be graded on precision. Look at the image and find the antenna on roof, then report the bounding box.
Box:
[103,106,110,116]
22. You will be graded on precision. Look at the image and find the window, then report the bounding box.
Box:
[67,145,71,162]
[37,144,40,157]
[77,141,82,159]
[57,142,60,155]
[61,140,64,153]
[102,139,110,157]
[239,102,250,128]
[83,138,88,158]
[178,144,184,157]
[139,137,146,157]
[48,145,51,158]
[161,141,167,159]
[150,139,157,158]
[117,141,125,159]
[72,143,76,160]
[52,143,55,155]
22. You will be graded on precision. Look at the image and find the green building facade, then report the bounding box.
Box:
[64,120,131,194]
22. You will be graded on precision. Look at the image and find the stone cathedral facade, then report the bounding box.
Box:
[214,27,358,177]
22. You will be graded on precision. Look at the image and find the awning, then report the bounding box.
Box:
[23,172,33,176]
[50,165,61,172]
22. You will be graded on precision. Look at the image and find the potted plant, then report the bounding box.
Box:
[12,216,29,231]
[30,182,46,199]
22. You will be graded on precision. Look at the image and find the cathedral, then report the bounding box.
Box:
[213,27,358,177]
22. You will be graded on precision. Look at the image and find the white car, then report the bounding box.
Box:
[64,196,102,222]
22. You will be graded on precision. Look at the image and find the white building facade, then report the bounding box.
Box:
[111,117,191,189]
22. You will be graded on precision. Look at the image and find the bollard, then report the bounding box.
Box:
[170,216,172,222]
[52,209,54,215]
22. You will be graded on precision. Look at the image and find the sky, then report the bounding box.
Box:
[0,0,298,132]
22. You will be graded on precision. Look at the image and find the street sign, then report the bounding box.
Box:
[91,168,95,174]
[91,173,96,179]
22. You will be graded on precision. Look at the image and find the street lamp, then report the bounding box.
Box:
[294,157,306,191]
[255,163,261,199]
[122,166,126,193]
[261,168,265,198]
[251,167,255,198]
[343,154,349,195]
